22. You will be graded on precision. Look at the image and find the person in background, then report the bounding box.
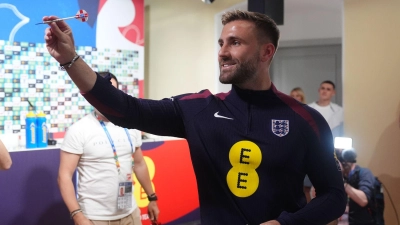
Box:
[309,81,344,138]
[58,72,159,225]
[0,139,12,170]
[290,87,306,103]
[336,148,381,225]
[44,10,346,225]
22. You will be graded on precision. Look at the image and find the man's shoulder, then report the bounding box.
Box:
[330,102,343,111]
[358,166,374,176]
[174,89,221,101]
[67,113,96,132]
[173,89,225,110]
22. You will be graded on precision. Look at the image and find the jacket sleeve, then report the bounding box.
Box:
[276,107,347,225]
[82,73,186,138]
[357,168,375,203]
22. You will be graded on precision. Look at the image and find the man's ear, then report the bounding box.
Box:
[260,43,276,63]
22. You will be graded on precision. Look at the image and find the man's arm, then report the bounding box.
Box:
[345,183,368,207]
[276,108,347,225]
[347,168,375,207]
[58,151,92,225]
[133,147,160,221]
[0,139,12,170]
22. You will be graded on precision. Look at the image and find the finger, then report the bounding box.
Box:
[42,15,59,21]
[149,211,154,221]
[154,210,159,220]
[47,21,64,38]
[155,208,160,219]
[44,15,70,35]
[44,28,52,42]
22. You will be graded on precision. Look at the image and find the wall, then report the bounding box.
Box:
[344,0,400,224]
[279,0,342,43]
[144,0,244,99]
[214,0,343,93]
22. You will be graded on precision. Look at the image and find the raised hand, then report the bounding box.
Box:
[43,16,76,64]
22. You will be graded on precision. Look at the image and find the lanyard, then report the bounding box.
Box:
[99,120,134,175]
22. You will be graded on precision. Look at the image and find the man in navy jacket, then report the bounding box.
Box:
[43,10,346,225]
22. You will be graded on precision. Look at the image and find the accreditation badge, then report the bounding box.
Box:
[117,180,133,209]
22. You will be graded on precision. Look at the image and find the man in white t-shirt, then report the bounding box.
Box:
[58,72,159,225]
[308,80,344,138]
[306,80,344,224]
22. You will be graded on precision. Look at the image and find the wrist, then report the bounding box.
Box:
[70,208,83,219]
[59,50,77,64]
[147,193,158,201]
[60,54,80,71]
[72,211,84,220]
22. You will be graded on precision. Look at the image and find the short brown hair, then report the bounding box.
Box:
[221,10,280,49]
[321,80,336,90]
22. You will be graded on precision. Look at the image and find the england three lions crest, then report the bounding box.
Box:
[271,120,289,137]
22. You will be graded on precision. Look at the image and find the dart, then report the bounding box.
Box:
[36,9,89,25]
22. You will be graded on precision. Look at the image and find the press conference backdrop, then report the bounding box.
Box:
[0,0,144,135]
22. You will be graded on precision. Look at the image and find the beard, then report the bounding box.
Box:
[219,52,260,85]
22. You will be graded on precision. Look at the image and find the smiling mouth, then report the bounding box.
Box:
[220,63,236,69]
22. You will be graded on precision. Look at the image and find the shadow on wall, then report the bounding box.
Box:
[8,167,72,225]
[369,102,400,225]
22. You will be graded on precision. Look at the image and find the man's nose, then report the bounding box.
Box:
[218,44,230,58]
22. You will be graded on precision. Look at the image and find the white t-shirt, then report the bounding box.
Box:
[308,102,344,137]
[61,112,142,220]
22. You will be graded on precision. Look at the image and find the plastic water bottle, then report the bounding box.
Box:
[25,111,37,148]
[36,112,48,148]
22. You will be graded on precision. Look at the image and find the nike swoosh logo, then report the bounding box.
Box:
[214,111,233,120]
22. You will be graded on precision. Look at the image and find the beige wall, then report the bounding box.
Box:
[344,0,400,223]
[144,0,244,99]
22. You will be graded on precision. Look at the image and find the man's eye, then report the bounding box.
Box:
[233,41,240,46]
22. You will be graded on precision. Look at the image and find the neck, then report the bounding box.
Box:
[237,71,272,91]
[317,99,331,106]
[94,111,109,122]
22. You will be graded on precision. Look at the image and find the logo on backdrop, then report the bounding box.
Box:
[271,119,289,137]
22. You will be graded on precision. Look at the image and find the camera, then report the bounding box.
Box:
[202,0,215,4]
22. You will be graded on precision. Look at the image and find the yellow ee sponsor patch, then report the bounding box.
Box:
[226,141,262,198]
